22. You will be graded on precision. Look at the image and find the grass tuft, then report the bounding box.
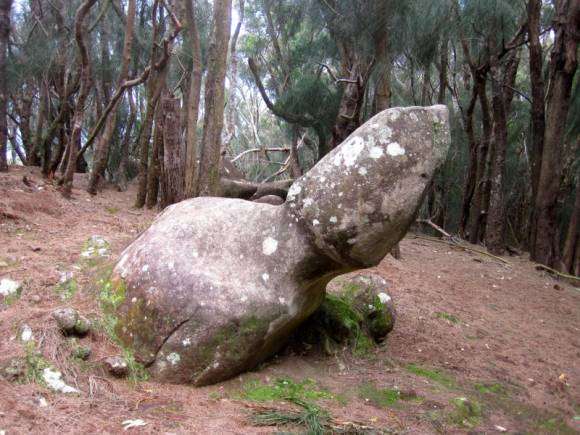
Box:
[406,363,456,388]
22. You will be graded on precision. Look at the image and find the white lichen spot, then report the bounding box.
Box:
[287,183,302,201]
[182,338,191,346]
[192,251,199,258]
[312,219,320,226]
[42,368,80,394]
[131,297,137,303]
[141,264,149,272]
[168,261,175,270]
[240,295,248,302]
[378,292,391,304]
[303,198,314,207]
[278,297,286,304]
[213,362,220,369]
[387,142,405,157]
[333,136,364,167]
[262,237,278,256]
[329,216,338,224]
[262,273,270,282]
[369,146,384,159]
[383,125,393,139]
[358,167,368,176]
[0,279,21,296]
[166,352,181,365]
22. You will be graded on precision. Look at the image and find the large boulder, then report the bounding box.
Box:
[109,105,450,385]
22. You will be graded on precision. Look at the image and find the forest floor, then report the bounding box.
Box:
[0,166,579,434]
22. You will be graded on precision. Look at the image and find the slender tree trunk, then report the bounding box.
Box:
[183,0,202,198]
[160,96,183,207]
[467,73,492,244]
[87,0,135,194]
[115,88,136,191]
[0,0,12,171]
[146,98,163,209]
[485,65,508,254]
[438,39,448,104]
[527,0,546,205]
[459,85,479,236]
[61,0,97,197]
[197,0,232,197]
[530,0,579,267]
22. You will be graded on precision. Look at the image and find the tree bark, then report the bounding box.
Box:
[183,0,202,198]
[527,0,546,205]
[562,174,580,274]
[146,97,163,208]
[0,0,12,172]
[160,96,183,207]
[530,0,579,267]
[61,0,97,197]
[197,0,232,197]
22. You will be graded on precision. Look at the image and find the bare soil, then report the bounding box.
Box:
[1,166,578,434]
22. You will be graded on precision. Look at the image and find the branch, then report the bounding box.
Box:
[231,147,290,163]
[247,57,316,127]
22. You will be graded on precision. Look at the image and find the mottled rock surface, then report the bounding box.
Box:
[110,105,450,385]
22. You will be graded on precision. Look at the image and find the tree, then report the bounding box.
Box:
[61,0,98,197]
[530,0,579,267]
[197,0,232,197]
[0,0,12,172]
[87,0,136,195]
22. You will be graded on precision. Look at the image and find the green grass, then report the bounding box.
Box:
[406,363,456,388]
[242,377,332,403]
[359,383,400,407]
[435,311,460,324]
[55,278,78,300]
[474,382,507,396]
[23,341,51,386]
[250,400,329,434]
[448,397,482,428]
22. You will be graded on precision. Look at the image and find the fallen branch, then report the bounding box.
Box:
[412,234,510,265]
[535,264,580,282]
[417,218,452,238]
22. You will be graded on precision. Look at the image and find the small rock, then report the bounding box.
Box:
[30,295,41,304]
[20,324,33,342]
[0,357,27,382]
[52,308,91,336]
[42,368,80,394]
[0,278,22,298]
[104,356,129,377]
[73,315,91,336]
[52,308,79,332]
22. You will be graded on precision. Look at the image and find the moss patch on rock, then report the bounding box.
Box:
[293,274,395,357]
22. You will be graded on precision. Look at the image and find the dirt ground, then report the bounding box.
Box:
[1,166,579,434]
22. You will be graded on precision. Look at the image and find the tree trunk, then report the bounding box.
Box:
[183,0,202,198]
[87,0,136,194]
[61,0,97,197]
[562,174,580,274]
[0,0,12,172]
[527,0,546,206]
[530,0,579,267]
[114,88,136,191]
[160,96,183,207]
[146,98,163,209]
[467,73,492,244]
[197,0,232,197]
